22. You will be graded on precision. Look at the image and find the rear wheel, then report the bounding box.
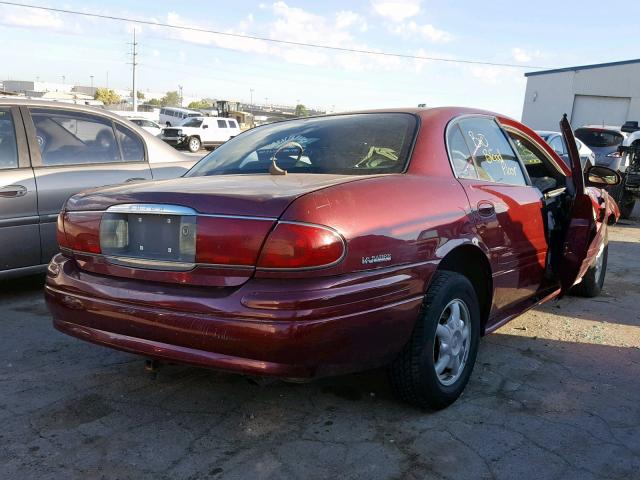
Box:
[571,241,608,297]
[389,271,480,410]
[187,136,201,153]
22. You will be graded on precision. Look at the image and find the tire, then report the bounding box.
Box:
[571,242,608,297]
[187,136,201,153]
[620,197,636,220]
[389,271,480,410]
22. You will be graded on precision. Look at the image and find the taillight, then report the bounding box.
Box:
[257,222,345,269]
[56,212,70,249]
[63,212,102,254]
[195,217,273,266]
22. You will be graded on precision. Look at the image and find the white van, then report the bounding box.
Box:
[161,116,241,152]
[159,107,201,127]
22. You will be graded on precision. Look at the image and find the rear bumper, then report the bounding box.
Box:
[45,254,428,378]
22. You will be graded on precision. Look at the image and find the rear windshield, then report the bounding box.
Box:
[186,113,417,176]
[575,128,623,148]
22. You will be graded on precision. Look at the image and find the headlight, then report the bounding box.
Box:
[177,129,183,136]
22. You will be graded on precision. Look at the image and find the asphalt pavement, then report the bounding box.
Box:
[1,208,639,479]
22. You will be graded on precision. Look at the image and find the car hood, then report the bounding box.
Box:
[65,174,370,217]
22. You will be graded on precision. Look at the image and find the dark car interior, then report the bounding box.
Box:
[509,132,573,275]
[31,110,121,166]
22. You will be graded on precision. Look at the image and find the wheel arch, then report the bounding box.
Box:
[436,245,493,334]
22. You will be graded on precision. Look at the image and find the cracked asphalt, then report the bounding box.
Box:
[1,212,640,480]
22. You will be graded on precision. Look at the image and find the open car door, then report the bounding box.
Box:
[557,114,600,294]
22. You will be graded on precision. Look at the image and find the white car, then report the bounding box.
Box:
[536,130,595,171]
[129,118,163,137]
[161,116,241,152]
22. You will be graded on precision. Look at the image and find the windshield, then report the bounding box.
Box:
[575,128,623,148]
[186,113,417,177]
[181,118,203,128]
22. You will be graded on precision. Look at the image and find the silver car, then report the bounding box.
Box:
[0,99,198,279]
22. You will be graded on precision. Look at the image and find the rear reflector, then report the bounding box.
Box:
[195,217,274,266]
[63,212,102,254]
[257,222,345,269]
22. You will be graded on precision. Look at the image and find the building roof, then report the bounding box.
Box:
[525,58,640,77]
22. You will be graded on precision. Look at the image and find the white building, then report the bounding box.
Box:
[521,59,640,131]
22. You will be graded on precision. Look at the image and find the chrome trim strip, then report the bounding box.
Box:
[70,206,277,222]
[70,250,255,271]
[106,204,197,215]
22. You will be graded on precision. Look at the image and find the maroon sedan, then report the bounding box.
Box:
[46,108,620,409]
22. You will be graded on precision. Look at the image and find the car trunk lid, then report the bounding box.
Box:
[61,174,366,286]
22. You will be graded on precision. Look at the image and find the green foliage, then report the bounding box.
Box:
[94,88,121,105]
[146,98,161,106]
[295,104,309,117]
[188,99,213,109]
[161,91,181,107]
[136,91,145,100]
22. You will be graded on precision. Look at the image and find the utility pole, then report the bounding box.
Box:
[129,29,139,112]
[250,88,254,106]
[90,75,94,89]
[178,85,183,107]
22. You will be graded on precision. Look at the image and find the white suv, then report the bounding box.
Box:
[161,117,241,152]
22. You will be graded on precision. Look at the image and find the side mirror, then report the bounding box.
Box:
[585,165,620,186]
[203,124,209,129]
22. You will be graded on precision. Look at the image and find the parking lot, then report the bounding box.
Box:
[0,207,638,480]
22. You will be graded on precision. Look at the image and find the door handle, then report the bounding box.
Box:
[0,185,27,198]
[477,201,496,217]
[125,177,146,183]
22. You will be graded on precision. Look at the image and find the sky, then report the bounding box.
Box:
[1,0,640,118]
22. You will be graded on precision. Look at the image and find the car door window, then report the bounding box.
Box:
[217,120,227,128]
[509,132,565,193]
[115,124,145,161]
[30,108,122,166]
[549,136,565,155]
[228,120,237,128]
[457,117,527,186]
[0,108,18,170]
[447,124,478,179]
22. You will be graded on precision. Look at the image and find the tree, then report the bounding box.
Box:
[94,88,121,105]
[146,98,161,106]
[188,99,212,109]
[295,104,309,117]
[136,90,145,100]
[161,91,181,107]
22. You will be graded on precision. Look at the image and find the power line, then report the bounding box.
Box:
[0,1,551,70]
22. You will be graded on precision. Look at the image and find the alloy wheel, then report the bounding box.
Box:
[434,299,471,386]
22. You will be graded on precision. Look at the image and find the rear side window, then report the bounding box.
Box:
[0,108,18,170]
[217,120,227,128]
[30,108,123,166]
[447,125,478,179]
[115,124,144,161]
[575,128,623,148]
[456,117,527,186]
[228,120,237,128]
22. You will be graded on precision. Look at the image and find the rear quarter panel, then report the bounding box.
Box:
[264,174,475,284]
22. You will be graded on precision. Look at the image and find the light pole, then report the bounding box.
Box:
[250,88,254,106]
[90,75,94,89]
[178,85,184,107]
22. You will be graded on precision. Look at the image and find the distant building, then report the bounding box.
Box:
[522,59,640,130]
